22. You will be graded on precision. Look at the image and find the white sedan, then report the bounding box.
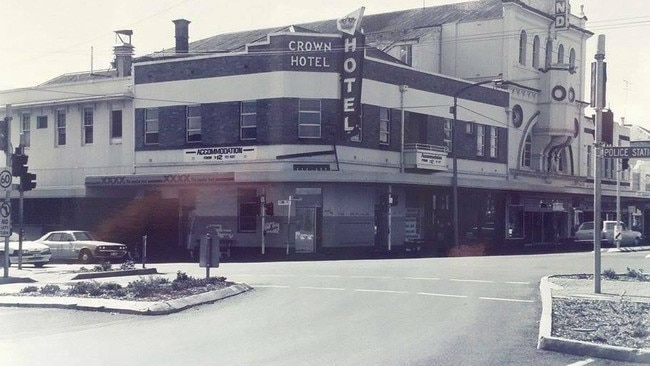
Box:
[0,232,52,268]
[35,230,128,264]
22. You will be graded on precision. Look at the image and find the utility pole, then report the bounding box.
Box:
[593,35,606,294]
[2,105,11,278]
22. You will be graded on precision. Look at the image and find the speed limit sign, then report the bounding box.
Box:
[0,170,11,190]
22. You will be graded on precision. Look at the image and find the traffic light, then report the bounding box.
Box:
[622,158,630,170]
[0,118,8,153]
[20,172,36,192]
[264,202,274,216]
[11,148,27,176]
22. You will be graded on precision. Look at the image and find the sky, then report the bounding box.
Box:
[1,0,648,126]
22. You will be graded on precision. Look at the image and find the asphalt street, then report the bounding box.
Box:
[1,250,647,365]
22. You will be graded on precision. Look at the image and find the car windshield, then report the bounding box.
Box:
[73,231,96,241]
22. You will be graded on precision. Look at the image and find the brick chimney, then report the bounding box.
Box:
[113,30,134,77]
[173,19,191,54]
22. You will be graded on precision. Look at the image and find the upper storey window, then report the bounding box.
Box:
[532,36,540,69]
[145,108,159,145]
[398,44,412,66]
[518,30,527,65]
[298,99,321,139]
[545,39,553,68]
[186,105,201,143]
[557,44,565,64]
[240,101,257,140]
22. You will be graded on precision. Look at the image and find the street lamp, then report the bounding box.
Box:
[450,77,504,248]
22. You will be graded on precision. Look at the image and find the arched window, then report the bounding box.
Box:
[532,36,540,68]
[557,44,565,64]
[569,48,576,70]
[519,30,527,65]
[545,38,553,68]
[522,134,532,167]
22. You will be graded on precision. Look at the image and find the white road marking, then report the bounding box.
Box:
[504,281,530,285]
[417,292,467,298]
[402,277,441,281]
[355,289,408,294]
[450,279,494,283]
[350,275,393,279]
[479,297,534,303]
[566,359,594,366]
[253,285,291,288]
[299,286,346,291]
[307,274,342,278]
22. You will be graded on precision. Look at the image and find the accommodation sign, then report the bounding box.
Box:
[337,7,365,139]
[184,146,256,163]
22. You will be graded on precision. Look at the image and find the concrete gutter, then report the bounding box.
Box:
[537,276,650,363]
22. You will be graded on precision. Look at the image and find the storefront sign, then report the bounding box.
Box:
[555,0,569,30]
[337,7,365,139]
[415,151,447,170]
[184,146,256,163]
[288,40,333,68]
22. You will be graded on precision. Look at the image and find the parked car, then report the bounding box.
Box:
[573,221,643,247]
[34,230,128,264]
[0,232,52,268]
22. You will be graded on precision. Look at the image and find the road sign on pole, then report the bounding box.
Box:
[0,170,11,190]
[0,201,10,237]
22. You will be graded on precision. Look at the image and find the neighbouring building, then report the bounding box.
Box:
[1,0,648,261]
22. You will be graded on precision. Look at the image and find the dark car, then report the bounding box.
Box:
[35,230,128,264]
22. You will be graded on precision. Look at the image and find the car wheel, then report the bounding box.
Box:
[634,237,641,246]
[78,249,93,264]
[34,262,46,268]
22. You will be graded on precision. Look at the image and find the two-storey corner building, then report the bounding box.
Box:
[0,31,137,241]
[1,0,649,261]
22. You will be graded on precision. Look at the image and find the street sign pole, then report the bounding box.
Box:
[593,35,606,294]
[2,105,11,278]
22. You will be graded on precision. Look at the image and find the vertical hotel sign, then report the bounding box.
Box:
[337,7,365,139]
[554,0,569,30]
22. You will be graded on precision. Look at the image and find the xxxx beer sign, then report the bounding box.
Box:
[337,7,365,140]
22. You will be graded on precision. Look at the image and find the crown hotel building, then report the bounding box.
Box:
[0,0,646,260]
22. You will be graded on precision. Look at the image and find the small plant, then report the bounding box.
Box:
[40,284,61,295]
[127,276,171,298]
[20,286,39,293]
[69,281,102,295]
[101,261,112,271]
[120,260,135,271]
[603,268,617,280]
[625,267,648,281]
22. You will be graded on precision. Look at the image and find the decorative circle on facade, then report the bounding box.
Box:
[574,118,580,138]
[512,104,523,128]
[568,87,575,103]
[551,85,566,101]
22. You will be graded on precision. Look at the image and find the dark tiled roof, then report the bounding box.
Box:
[140,0,503,60]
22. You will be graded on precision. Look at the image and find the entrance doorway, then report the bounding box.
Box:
[294,207,321,253]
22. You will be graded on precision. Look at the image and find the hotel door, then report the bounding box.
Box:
[295,207,318,253]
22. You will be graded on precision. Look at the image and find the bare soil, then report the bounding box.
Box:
[550,274,650,349]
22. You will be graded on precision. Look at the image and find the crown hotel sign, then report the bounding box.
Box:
[337,7,365,140]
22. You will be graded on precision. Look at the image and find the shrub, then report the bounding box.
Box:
[20,286,39,293]
[69,281,102,295]
[603,268,617,280]
[127,276,170,298]
[626,267,649,281]
[40,284,61,295]
[101,261,112,271]
[120,260,135,271]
